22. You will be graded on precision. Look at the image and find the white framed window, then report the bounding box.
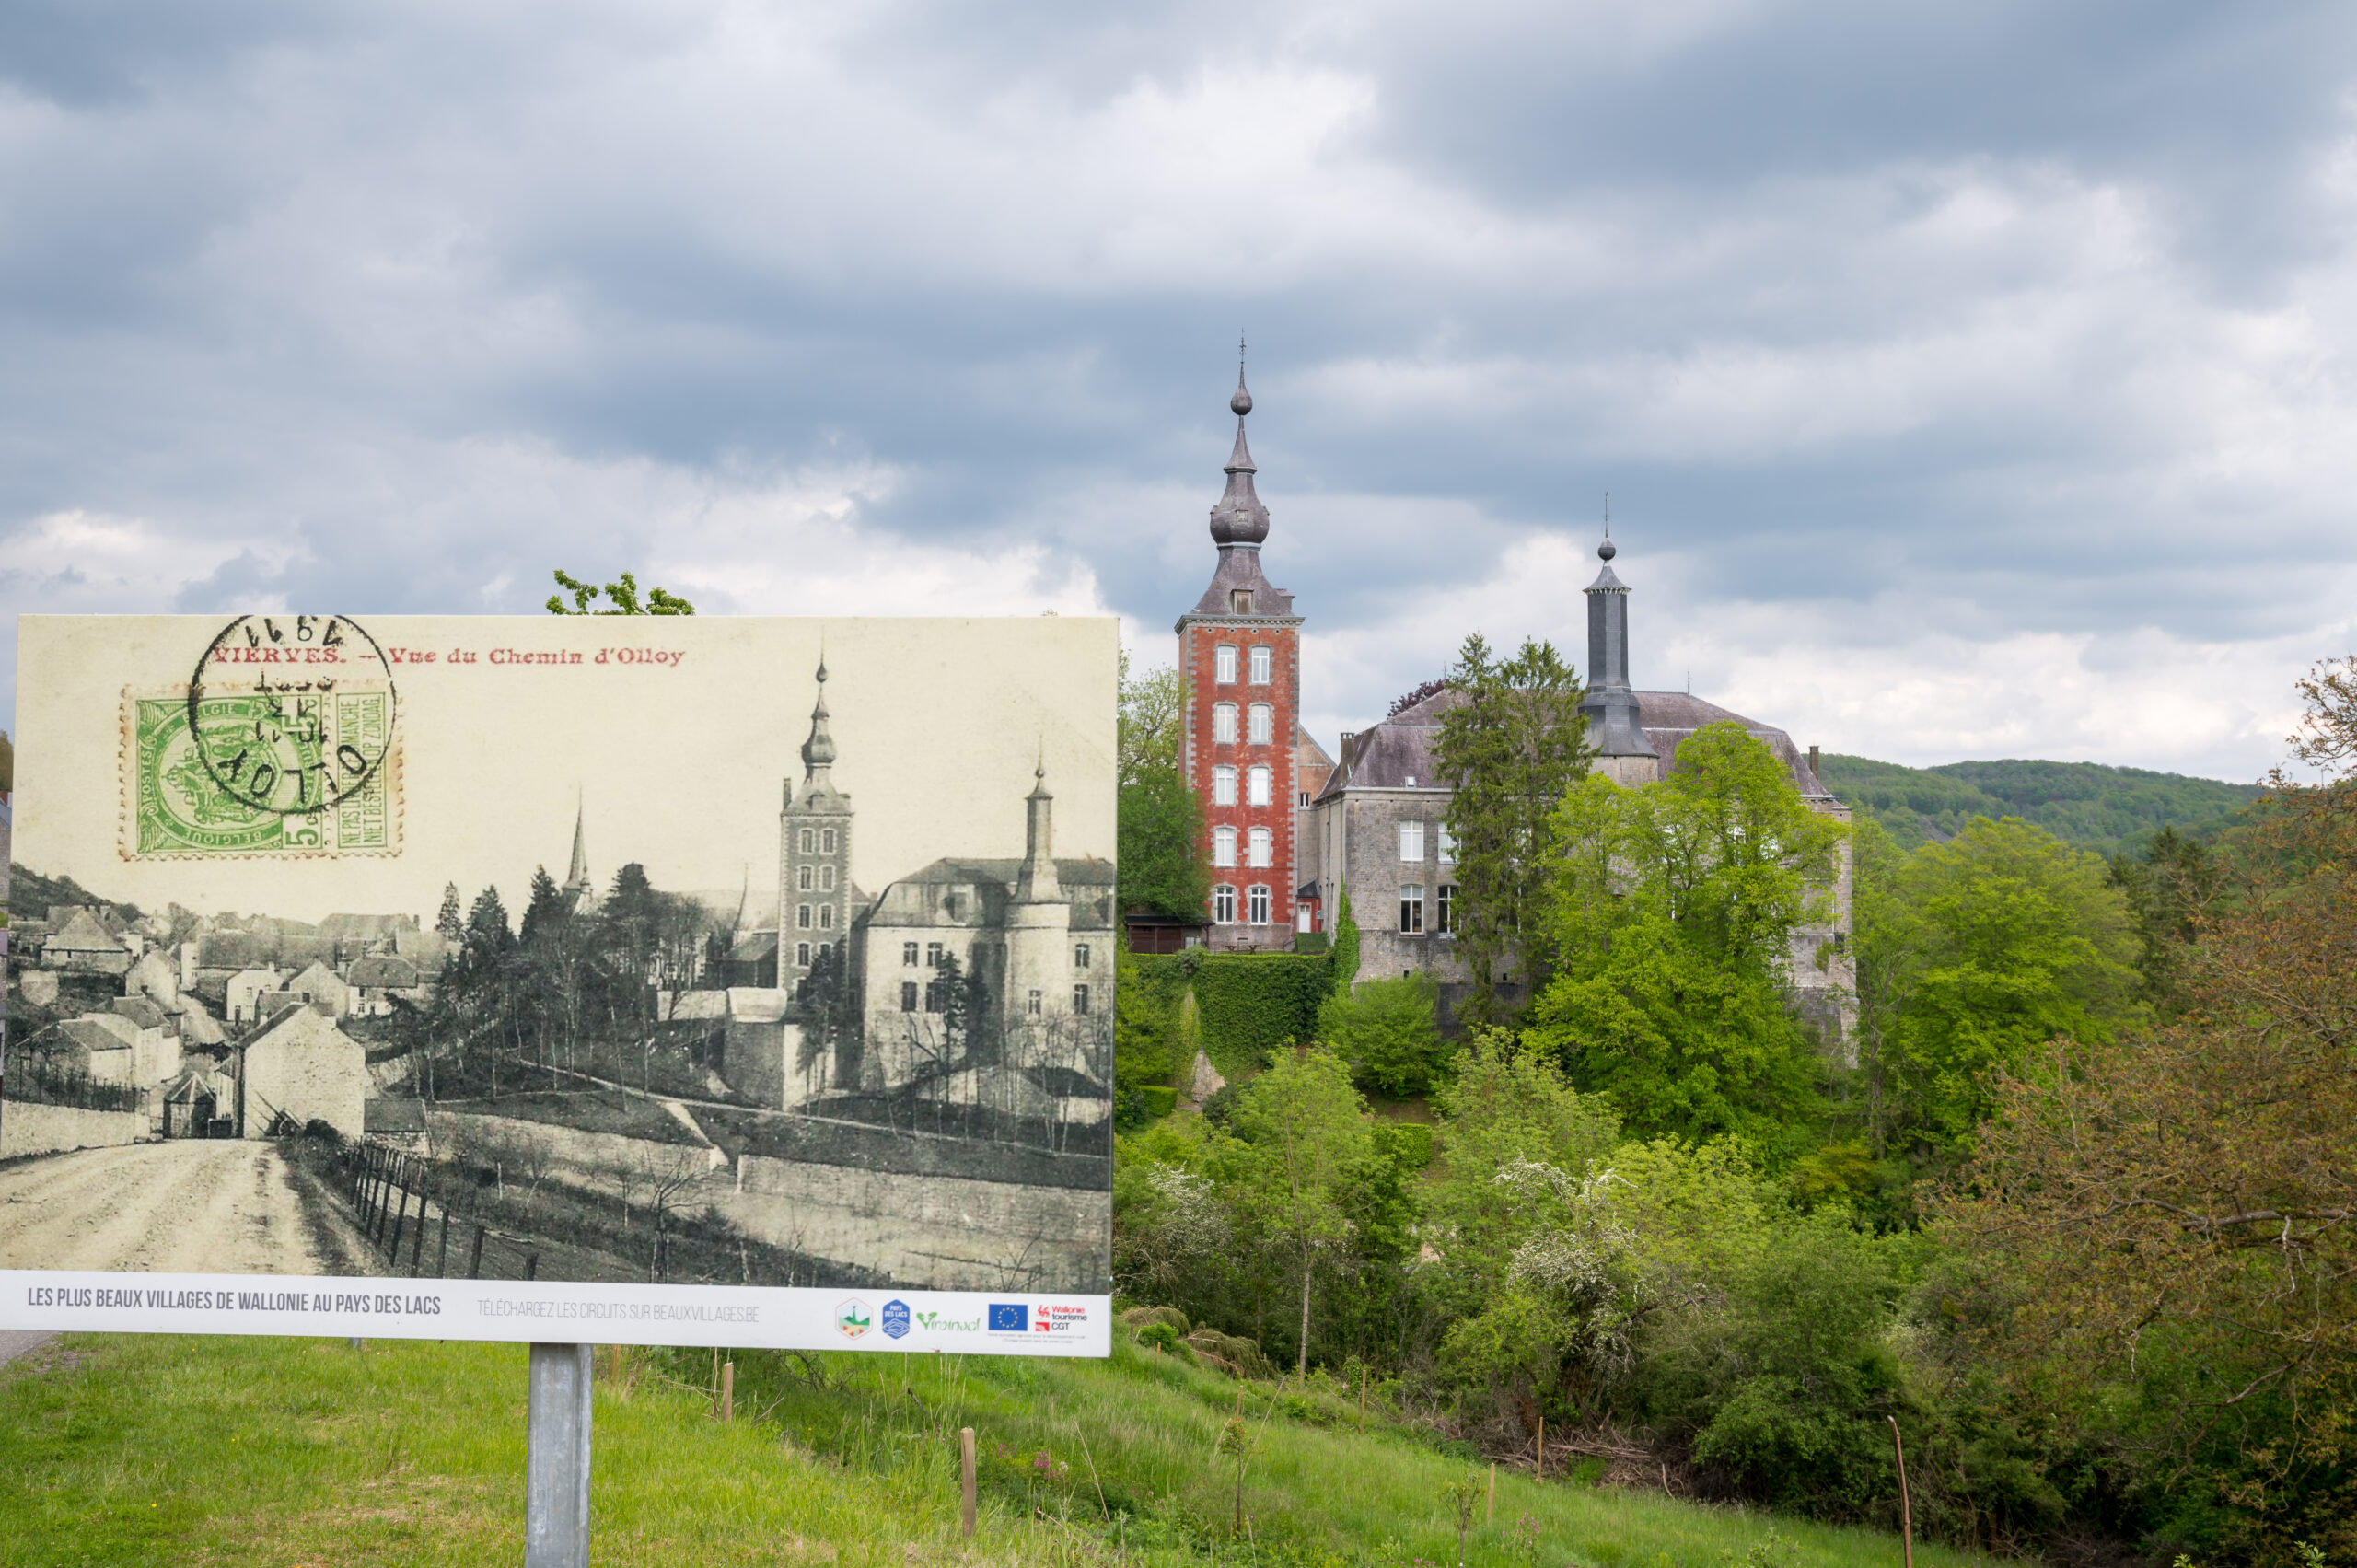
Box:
[821,829,837,853]
[1248,827,1272,867]
[1248,885,1271,924]
[1248,703,1273,744]
[1213,765,1237,806]
[1028,989,1043,1016]
[1248,645,1272,684]
[1438,884,1457,935]
[1213,825,1237,866]
[1213,703,1238,743]
[1214,645,1237,684]
[820,865,836,890]
[926,940,946,969]
[902,942,920,967]
[1248,765,1272,807]
[900,981,919,1013]
[1074,943,1091,970]
[1399,820,1425,862]
[1213,884,1237,923]
[795,941,811,968]
[798,829,814,854]
[797,904,813,930]
[1437,824,1457,864]
[797,865,814,890]
[1298,791,1311,807]
[1073,983,1090,1016]
[1399,883,1424,934]
[819,904,835,930]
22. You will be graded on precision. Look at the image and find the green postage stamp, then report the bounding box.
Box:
[124,688,401,858]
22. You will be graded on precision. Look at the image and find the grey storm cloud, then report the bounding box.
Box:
[1,0,2353,778]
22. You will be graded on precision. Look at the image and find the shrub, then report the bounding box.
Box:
[1374,1122,1434,1170]
[1320,972,1447,1096]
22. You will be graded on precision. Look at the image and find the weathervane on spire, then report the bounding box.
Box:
[1599,491,1616,561]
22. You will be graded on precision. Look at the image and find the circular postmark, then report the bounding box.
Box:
[185,615,399,818]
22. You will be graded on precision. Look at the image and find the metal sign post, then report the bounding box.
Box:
[526,1343,593,1568]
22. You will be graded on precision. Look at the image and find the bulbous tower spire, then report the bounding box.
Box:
[800,656,838,776]
[1208,352,1271,547]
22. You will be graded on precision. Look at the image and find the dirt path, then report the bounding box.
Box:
[0,1140,379,1275]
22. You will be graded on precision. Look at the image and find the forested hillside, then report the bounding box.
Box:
[1816,753,2264,856]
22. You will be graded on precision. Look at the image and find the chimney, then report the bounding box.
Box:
[1808,744,1821,775]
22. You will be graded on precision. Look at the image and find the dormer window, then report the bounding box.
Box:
[1231,589,1254,615]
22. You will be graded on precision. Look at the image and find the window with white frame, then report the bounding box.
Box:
[798,828,814,854]
[926,941,945,969]
[1437,824,1457,863]
[1248,645,1272,684]
[902,942,920,967]
[1399,883,1424,934]
[1214,645,1237,684]
[1074,943,1091,970]
[1248,827,1272,867]
[1248,765,1272,806]
[1213,703,1238,743]
[1248,703,1273,744]
[1027,989,1043,1016]
[797,904,813,930]
[1212,825,1237,866]
[1073,983,1090,1016]
[819,865,836,890]
[1213,765,1237,806]
[795,941,811,968]
[900,981,919,1013]
[797,865,814,890]
[1437,884,1459,934]
[1213,884,1237,923]
[1248,885,1271,924]
[1399,820,1425,861]
[819,904,834,930]
[821,829,837,854]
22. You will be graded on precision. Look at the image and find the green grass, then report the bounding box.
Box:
[0,1332,1996,1568]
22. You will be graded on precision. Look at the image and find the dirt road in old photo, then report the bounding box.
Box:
[0,1140,378,1275]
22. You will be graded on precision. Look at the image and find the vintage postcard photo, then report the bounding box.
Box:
[4,615,1115,1322]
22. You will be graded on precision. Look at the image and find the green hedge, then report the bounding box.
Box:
[1130,950,1334,1079]
[1374,1121,1434,1170]
[1137,1085,1176,1119]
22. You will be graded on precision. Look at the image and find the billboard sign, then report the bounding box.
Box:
[0,614,1115,1354]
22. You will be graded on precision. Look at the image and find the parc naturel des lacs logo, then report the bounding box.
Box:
[835,1299,871,1339]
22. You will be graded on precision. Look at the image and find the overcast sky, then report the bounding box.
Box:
[4,1,2353,783]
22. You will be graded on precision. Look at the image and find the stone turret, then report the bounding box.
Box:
[1581,535,1657,785]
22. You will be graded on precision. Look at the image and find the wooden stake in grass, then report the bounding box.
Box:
[959,1427,977,1539]
[1887,1416,1914,1568]
[1486,1462,1495,1527]
[722,1361,735,1423]
[1536,1415,1544,1481]
[1358,1364,1367,1433]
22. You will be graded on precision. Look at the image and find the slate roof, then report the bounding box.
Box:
[861,856,1119,932]
[110,997,168,1030]
[346,955,421,989]
[46,907,123,953]
[60,1016,135,1054]
[1314,689,1829,802]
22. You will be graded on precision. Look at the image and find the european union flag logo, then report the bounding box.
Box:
[988,1302,1026,1332]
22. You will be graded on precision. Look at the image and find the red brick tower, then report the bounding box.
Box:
[1176,360,1303,950]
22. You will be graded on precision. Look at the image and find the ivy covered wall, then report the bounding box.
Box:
[1126,949,1337,1080]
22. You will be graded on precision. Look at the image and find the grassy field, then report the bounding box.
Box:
[0,1331,1994,1568]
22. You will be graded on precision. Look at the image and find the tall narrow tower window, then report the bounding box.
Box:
[1214,645,1238,684]
[1248,703,1273,744]
[1247,765,1271,807]
[1399,821,1425,862]
[1213,884,1237,923]
[1212,825,1237,866]
[1248,827,1272,867]
[1213,765,1237,806]
[1248,885,1271,924]
[1248,645,1271,684]
[1213,703,1238,743]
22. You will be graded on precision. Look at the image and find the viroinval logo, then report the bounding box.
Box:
[836,1298,872,1339]
[987,1302,1027,1333]
[916,1309,981,1332]
[881,1300,911,1340]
